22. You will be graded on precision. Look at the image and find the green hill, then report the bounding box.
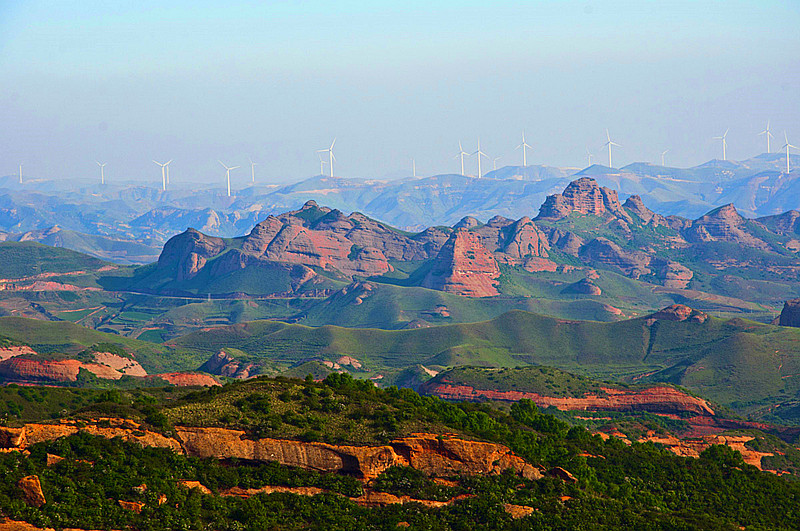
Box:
[172,309,800,420]
[0,241,110,279]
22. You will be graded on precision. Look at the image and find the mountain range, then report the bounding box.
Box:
[1,153,799,264]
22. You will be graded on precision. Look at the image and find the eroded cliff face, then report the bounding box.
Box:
[419,382,715,417]
[421,229,501,297]
[0,421,539,482]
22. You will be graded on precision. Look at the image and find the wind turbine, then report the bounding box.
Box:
[152,160,171,191]
[412,159,417,178]
[604,129,621,168]
[165,161,171,186]
[516,132,532,167]
[586,148,593,166]
[316,138,336,177]
[493,155,502,171]
[782,132,798,174]
[759,121,774,154]
[218,160,240,197]
[454,141,470,176]
[660,150,669,167]
[96,161,106,185]
[249,158,257,184]
[472,139,488,178]
[713,128,729,161]
[317,153,328,175]
[18,164,22,184]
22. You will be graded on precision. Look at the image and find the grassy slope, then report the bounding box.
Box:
[0,241,109,279]
[172,310,800,416]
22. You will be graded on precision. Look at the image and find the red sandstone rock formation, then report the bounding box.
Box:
[419,382,715,416]
[537,177,632,222]
[0,358,124,383]
[152,372,220,387]
[421,229,501,297]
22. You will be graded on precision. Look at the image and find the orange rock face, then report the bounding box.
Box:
[420,382,715,417]
[421,229,501,297]
[0,358,123,383]
[0,345,36,362]
[638,433,773,470]
[152,372,220,387]
[18,475,46,507]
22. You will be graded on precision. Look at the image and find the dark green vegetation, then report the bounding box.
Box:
[2,376,800,529]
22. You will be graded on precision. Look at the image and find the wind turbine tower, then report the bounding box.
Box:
[316,139,336,177]
[473,139,488,178]
[493,156,502,171]
[249,158,258,184]
[516,132,532,167]
[586,148,593,166]
[759,121,774,154]
[218,160,240,197]
[782,132,798,174]
[18,165,22,184]
[713,129,729,161]
[412,159,417,178]
[661,150,669,167]
[152,160,171,191]
[604,130,621,168]
[317,153,328,175]
[96,161,106,185]
[455,142,470,176]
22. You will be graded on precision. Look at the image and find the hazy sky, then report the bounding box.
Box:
[1,0,798,186]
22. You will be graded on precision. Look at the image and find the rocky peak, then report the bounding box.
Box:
[536,177,631,222]
[623,195,668,227]
[684,204,770,250]
[421,229,500,297]
[453,216,481,230]
[158,228,227,281]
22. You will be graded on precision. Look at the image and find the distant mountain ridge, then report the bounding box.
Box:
[136,176,800,307]
[0,154,798,257]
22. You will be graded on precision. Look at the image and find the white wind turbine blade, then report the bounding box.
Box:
[230,166,240,170]
[330,138,336,150]
[218,160,228,169]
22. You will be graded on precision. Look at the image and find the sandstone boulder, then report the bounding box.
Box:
[18,475,45,507]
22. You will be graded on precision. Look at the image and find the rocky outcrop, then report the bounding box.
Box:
[579,238,651,278]
[199,350,256,379]
[537,177,632,222]
[0,358,124,383]
[471,216,550,265]
[421,229,501,297]
[0,421,539,482]
[177,428,539,480]
[777,299,800,327]
[420,382,715,416]
[0,345,36,362]
[647,304,708,324]
[18,475,46,507]
[638,433,773,470]
[561,279,601,295]
[92,352,147,377]
[152,372,220,387]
